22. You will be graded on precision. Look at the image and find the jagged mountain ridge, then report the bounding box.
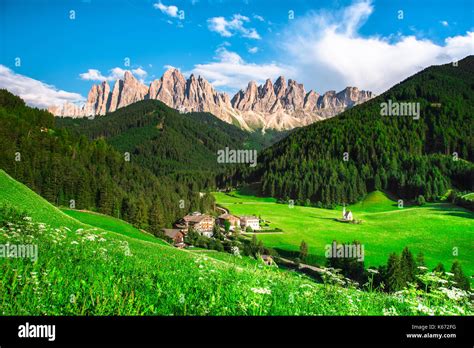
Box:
[49,68,373,130]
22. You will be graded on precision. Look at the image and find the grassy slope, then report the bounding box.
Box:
[61,208,165,245]
[0,169,419,315]
[214,190,474,275]
[0,170,85,230]
[0,169,165,245]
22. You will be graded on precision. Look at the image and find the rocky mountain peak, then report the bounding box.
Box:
[258,79,274,98]
[124,70,134,81]
[273,76,287,97]
[263,78,273,88]
[163,67,185,82]
[49,70,373,131]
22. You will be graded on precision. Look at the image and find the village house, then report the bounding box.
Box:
[240,215,260,231]
[180,212,215,237]
[218,213,240,231]
[162,228,185,248]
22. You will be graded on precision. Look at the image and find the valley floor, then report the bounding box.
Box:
[213,190,474,276]
[0,170,471,316]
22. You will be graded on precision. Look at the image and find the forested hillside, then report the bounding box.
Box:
[57,100,287,190]
[228,56,474,205]
[0,90,214,232]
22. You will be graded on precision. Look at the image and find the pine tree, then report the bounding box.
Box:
[433,262,445,273]
[415,252,426,273]
[374,174,382,191]
[234,223,241,237]
[450,261,470,291]
[224,220,231,234]
[250,234,259,258]
[299,240,308,261]
[148,203,164,234]
[400,247,416,284]
[386,253,403,292]
[212,223,223,240]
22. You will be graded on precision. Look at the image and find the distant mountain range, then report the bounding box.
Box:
[48,68,373,131]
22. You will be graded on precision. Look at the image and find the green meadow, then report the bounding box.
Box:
[0,170,471,316]
[0,170,408,315]
[214,190,474,276]
[61,209,166,245]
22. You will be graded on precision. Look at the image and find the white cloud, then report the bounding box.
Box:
[163,64,179,70]
[207,14,261,40]
[79,67,147,81]
[132,67,148,78]
[153,2,179,18]
[248,47,259,54]
[189,47,292,92]
[80,68,111,81]
[79,69,107,81]
[253,14,264,22]
[279,0,474,94]
[0,65,84,108]
[208,17,233,37]
[440,20,449,27]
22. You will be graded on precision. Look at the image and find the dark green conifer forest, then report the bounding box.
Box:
[226,57,474,206]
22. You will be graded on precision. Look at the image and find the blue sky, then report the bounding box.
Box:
[0,0,473,108]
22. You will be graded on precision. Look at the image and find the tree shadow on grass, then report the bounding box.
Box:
[443,211,474,220]
[424,204,474,219]
[308,215,337,221]
[273,248,327,266]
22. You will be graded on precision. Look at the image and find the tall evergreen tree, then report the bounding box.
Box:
[450,261,470,291]
[386,253,403,292]
[400,247,416,285]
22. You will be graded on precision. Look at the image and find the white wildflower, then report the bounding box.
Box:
[231,246,242,258]
[439,287,467,301]
[416,303,435,315]
[383,306,398,316]
[251,287,272,295]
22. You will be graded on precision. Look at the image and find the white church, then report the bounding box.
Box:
[342,206,353,221]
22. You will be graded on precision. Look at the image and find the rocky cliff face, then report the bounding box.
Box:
[49,72,148,117]
[49,68,373,130]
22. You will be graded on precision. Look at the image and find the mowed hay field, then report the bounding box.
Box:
[213,190,474,275]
